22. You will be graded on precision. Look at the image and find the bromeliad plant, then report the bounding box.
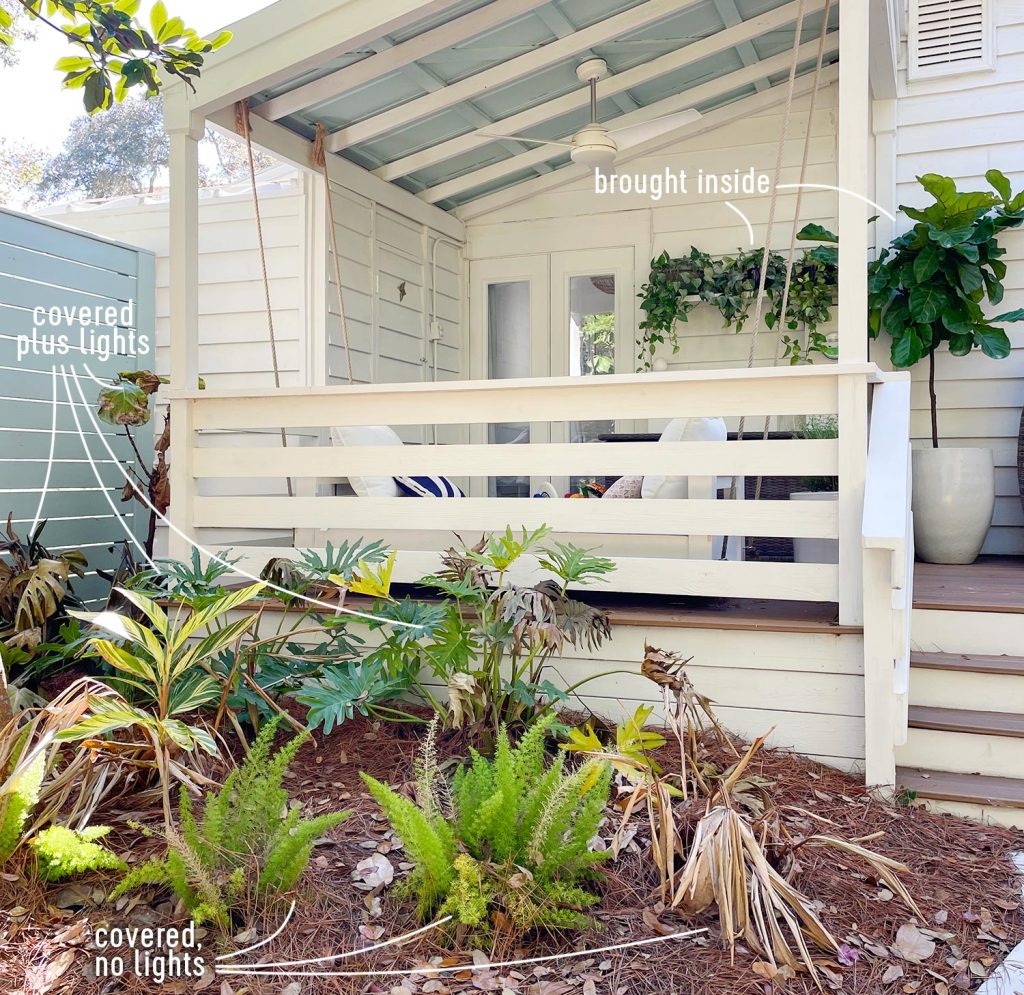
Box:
[362,716,611,936]
[57,583,267,823]
[869,171,1024,446]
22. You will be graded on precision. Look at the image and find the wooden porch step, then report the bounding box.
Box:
[910,652,1024,677]
[908,705,1024,738]
[897,767,1024,809]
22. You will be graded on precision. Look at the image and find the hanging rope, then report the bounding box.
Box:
[235,98,293,497]
[751,0,834,502]
[313,123,356,386]
[720,0,809,557]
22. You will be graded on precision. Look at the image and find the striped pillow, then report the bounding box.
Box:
[394,475,465,498]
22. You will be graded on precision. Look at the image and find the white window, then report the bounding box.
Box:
[909,0,994,80]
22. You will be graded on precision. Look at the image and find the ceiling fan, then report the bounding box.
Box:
[481,59,702,172]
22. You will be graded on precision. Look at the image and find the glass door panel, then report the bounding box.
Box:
[487,280,531,497]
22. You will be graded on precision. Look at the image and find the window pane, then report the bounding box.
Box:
[487,281,531,497]
[569,275,615,492]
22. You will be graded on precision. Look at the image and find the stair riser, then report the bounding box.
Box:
[909,797,1024,831]
[898,727,1024,779]
[912,608,1024,657]
[910,669,1024,714]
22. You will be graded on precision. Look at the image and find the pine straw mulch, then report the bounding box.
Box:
[1,714,1022,995]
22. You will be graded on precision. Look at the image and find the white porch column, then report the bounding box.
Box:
[836,0,871,626]
[166,103,203,561]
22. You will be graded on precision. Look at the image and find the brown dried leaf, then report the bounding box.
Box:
[894,924,936,964]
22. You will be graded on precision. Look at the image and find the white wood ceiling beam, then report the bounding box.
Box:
[710,0,769,91]
[422,35,837,205]
[253,0,553,123]
[375,0,826,183]
[326,0,707,153]
[167,0,472,122]
[453,63,839,222]
[205,106,464,242]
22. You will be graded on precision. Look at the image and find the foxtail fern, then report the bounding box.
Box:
[362,714,611,935]
[112,719,349,927]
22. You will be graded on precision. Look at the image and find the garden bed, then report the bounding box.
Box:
[3,712,1022,995]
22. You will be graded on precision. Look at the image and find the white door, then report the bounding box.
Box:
[548,247,635,495]
[469,256,549,498]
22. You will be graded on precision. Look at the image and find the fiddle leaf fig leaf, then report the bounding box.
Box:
[987,169,1012,204]
[994,308,1024,322]
[909,285,946,324]
[975,326,1011,360]
[795,223,838,243]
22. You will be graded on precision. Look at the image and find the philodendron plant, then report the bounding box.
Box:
[868,171,1024,446]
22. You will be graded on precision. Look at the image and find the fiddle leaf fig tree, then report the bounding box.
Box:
[869,171,1024,446]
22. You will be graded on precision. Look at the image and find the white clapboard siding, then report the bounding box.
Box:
[883,0,1024,554]
[323,179,466,449]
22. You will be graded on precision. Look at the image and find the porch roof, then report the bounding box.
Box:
[171,0,841,215]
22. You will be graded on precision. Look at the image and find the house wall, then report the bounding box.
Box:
[463,87,840,404]
[323,177,466,444]
[878,0,1024,555]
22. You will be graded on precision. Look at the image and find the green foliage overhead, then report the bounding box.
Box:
[637,228,839,370]
[869,171,1024,445]
[0,1,232,114]
[111,719,349,927]
[362,716,612,935]
[29,824,125,881]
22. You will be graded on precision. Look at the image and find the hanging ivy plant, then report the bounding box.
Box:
[636,226,839,370]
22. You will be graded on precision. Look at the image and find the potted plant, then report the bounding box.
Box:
[790,415,839,564]
[869,171,1024,564]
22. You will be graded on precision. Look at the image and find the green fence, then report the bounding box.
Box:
[0,208,155,606]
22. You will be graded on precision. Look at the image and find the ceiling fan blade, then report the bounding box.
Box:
[478,132,576,149]
[608,109,703,151]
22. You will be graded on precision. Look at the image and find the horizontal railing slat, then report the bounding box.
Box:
[192,438,839,478]
[181,366,875,431]
[223,546,840,603]
[193,495,839,539]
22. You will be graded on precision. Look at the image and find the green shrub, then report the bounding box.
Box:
[29,825,126,881]
[0,744,44,863]
[362,716,611,935]
[112,719,349,927]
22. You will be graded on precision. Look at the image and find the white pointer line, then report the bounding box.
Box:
[218,928,706,978]
[66,364,418,630]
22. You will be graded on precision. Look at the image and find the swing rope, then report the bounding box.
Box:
[235,98,293,497]
[313,123,356,386]
[721,0,833,553]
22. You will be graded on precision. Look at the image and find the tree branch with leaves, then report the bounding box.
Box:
[0,0,231,114]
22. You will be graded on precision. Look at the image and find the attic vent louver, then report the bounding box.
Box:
[909,0,994,80]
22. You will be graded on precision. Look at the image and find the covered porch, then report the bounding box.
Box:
[161,0,912,787]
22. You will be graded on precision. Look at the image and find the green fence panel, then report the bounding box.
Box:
[0,208,156,607]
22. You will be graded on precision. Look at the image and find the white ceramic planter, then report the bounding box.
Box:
[912,447,995,565]
[790,490,839,564]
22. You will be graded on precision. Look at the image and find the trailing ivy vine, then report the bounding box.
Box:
[636,225,839,371]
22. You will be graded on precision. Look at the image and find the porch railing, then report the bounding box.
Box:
[167,363,884,610]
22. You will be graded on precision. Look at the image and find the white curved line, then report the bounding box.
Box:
[67,364,417,630]
[30,367,59,533]
[774,182,898,222]
[58,366,154,567]
[219,915,452,968]
[724,201,755,246]
[217,928,706,978]
[215,902,296,961]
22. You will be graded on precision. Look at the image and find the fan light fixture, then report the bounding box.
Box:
[481,59,702,172]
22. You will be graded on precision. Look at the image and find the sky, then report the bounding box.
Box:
[0,0,276,153]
